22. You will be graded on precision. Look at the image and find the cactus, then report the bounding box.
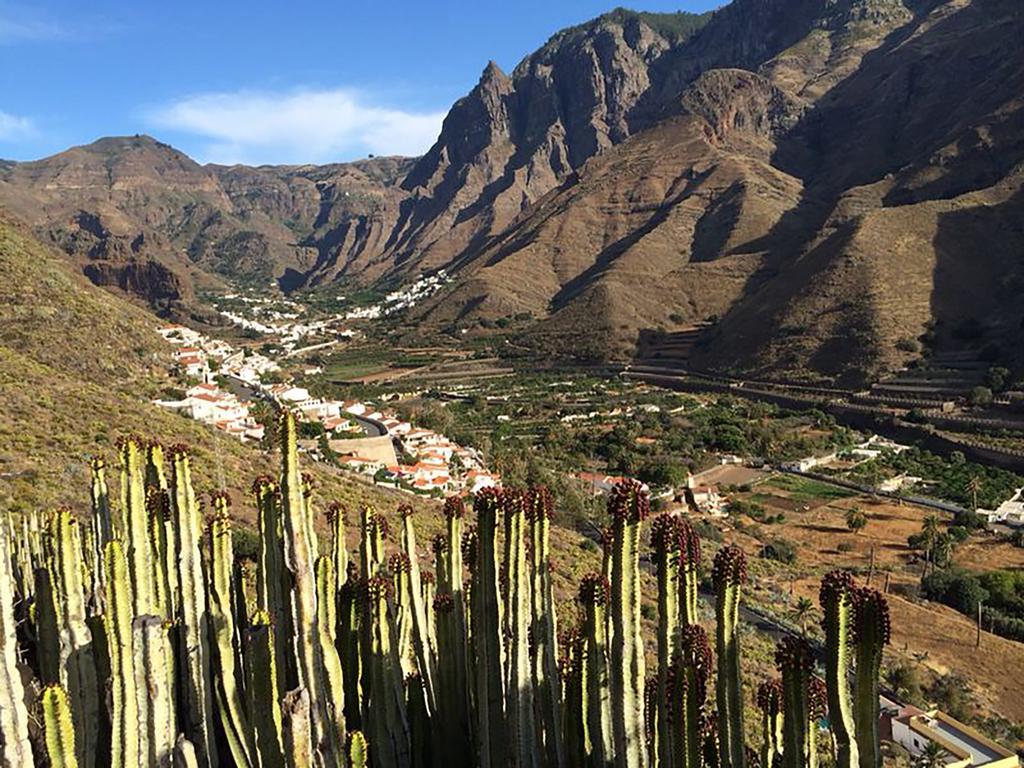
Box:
[245,611,285,768]
[502,489,541,768]
[362,575,412,768]
[282,688,315,768]
[279,412,339,761]
[174,736,201,768]
[51,509,100,768]
[675,624,713,768]
[104,540,140,768]
[678,520,701,627]
[560,626,586,768]
[315,554,350,748]
[254,475,294,692]
[208,507,258,768]
[338,563,364,729]
[121,437,155,615]
[607,479,649,768]
[756,680,783,768]
[89,457,113,614]
[390,552,416,677]
[398,505,438,713]
[651,513,682,768]
[775,636,826,768]
[133,615,177,767]
[527,486,565,768]
[147,487,173,620]
[328,502,349,610]
[852,587,890,768]
[471,487,507,768]
[441,496,471,738]
[0,532,32,767]
[360,506,387,579]
[432,592,471,768]
[579,573,614,768]
[169,445,219,767]
[34,564,62,684]
[819,571,859,768]
[712,545,747,768]
[346,731,369,768]
[42,684,79,768]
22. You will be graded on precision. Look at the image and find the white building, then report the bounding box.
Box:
[978,487,1024,527]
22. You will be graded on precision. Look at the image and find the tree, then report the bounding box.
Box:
[966,476,983,511]
[915,741,951,768]
[845,507,868,534]
[969,386,993,407]
[792,597,814,635]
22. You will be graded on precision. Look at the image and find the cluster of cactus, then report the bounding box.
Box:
[0,416,893,768]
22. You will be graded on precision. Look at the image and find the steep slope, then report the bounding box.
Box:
[0,214,399,515]
[0,136,412,315]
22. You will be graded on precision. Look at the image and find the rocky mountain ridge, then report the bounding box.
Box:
[2,0,1022,383]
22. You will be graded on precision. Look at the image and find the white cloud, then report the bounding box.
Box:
[0,110,32,140]
[148,87,446,165]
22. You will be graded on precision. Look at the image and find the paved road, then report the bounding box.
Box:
[350,414,387,438]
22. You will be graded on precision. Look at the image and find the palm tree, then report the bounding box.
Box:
[792,596,814,635]
[966,475,983,511]
[846,507,868,534]
[915,740,951,768]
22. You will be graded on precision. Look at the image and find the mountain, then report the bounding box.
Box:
[0,213,402,516]
[2,0,1023,384]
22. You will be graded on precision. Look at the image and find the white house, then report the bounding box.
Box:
[978,488,1024,527]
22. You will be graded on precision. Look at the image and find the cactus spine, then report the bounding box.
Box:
[471,487,506,768]
[853,587,890,768]
[579,574,614,768]
[712,545,747,768]
[819,571,859,768]
[42,684,79,768]
[0,532,32,767]
[608,479,649,768]
[169,445,218,767]
[209,507,257,768]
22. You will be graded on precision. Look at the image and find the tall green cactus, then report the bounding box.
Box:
[678,520,701,627]
[0,531,32,767]
[819,571,859,768]
[169,445,218,767]
[432,591,471,768]
[42,684,79,768]
[362,575,412,768]
[712,545,747,768]
[651,513,682,768]
[852,587,890,768]
[579,573,614,768]
[776,636,826,768]
[120,437,155,615]
[390,552,416,677]
[279,412,338,761]
[527,487,564,768]
[607,479,649,768]
[328,502,349,610]
[398,504,438,714]
[104,539,139,768]
[89,457,112,614]
[338,563,364,729]
[315,554,349,748]
[675,624,713,768]
[282,688,314,768]
[560,625,586,768]
[51,508,100,768]
[133,615,177,767]
[502,489,541,768]
[245,610,285,768]
[208,506,257,768]
[360,506,387,579]
[756,680,783,768]
[441,496,470,737]
[471,488,506,768]
[254,475,294,692]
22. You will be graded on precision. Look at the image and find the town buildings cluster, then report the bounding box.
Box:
[344,270,450,320]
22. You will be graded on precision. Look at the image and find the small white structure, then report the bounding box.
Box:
[978,487,1024,527]
[889,708,1017,768]
[781,453,837,472]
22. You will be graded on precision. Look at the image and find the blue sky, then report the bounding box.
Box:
[0,1,718,165]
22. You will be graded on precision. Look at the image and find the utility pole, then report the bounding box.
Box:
[867,546,876,586]
[883,572,891,594]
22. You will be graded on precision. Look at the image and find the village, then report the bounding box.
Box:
[153,322,499,497]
